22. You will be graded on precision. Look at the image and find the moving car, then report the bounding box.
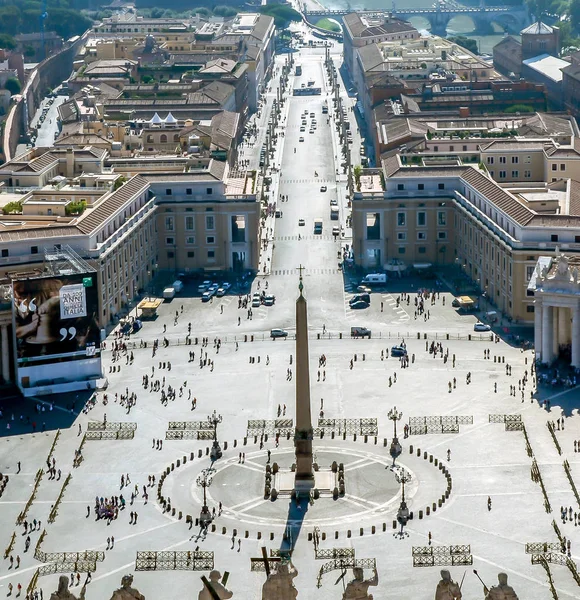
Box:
[320,186,327,192]
[357,285,372,293]
[474,322,491,332]
[350,300,369,310]
[298,219,305,226]
[270,329,288,338]
[332,226,340,236]
[330,198,338,206]
[299,137,305,142]
[300,127,306,132]
[351,326,371,338]
[252,294,261,308]
[263,295,276,306]
[391,345,407,357]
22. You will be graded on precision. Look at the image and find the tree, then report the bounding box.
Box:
[258,5,301,29]
[448,35,478,54]
[213,5,238,17]
[141,74,155,84]
[0,34,16,49]
[2,200,23,214]
[4,77,21,95]
[570,0,580,32]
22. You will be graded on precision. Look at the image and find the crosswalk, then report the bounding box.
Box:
[274,235,337,241]
[280,179,334,184]
[382,293,411,322]
[270,268,341,276]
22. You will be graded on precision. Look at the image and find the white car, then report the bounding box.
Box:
[474,322,491,332]
[198,280,211,293]
[221,282,232,291]
[300,127,306,132]
[216,288,226,297]
[299,137,304,142]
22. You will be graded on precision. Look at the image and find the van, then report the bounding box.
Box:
[172,280,183,293]
[361,273,387,285]
[163,287,176,300]
[351,326,371,338]
[330,207,339,220]
[313,218,323,234]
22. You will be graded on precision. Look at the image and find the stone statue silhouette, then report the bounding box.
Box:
[199,571,233,600]
[342,567,378,600]
[262,562,298,600]
[484,573,518,600]
[435,570,462,600]
[49,576,84,600]
[109,574,145,600]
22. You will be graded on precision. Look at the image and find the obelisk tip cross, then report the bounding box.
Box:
[297,264,305,296]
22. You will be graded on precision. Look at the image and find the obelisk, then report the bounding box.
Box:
[294,266,314,488]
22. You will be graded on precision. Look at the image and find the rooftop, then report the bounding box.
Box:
[523,53,569,83]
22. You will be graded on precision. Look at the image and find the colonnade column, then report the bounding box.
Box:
[542,304,552,364]
[572,306,580,369]
[534,302,543,363]
[1,324,10,384]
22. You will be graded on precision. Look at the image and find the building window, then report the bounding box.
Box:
[438,183,445,190]
[526,266,535,281]
[437,211,446,226]
[397,232,406,241]
[206,188,213,195]
[525,155,531,163]
[418,183,424,190]
[397,212,406,227]
[1,249,8,258]
[449,146,454,151]
[418,246,426,254]
[166,237,174,245]
[167,251,175,259]
[524,170,531,178]
[206,236,215,244]
[417,211,426,227]
[397,184,405,191]
[417,232,426,240]
[487,157,494,164]
[206,215,215,230]
[166,188,172,196]
[207,250,215,259]
[165,216,174,231]
[31,246,38,254]
[185,216,195,231]
[186,236,195,245]
[511,156,519,164]
[527,305,535,313]
[499,156,506,164]
[398,247,406,254]
[433,146,438,152]
[561,164,566,171]
[552,164,557,171]
[551,234,558,242]
[575,235,580,243]
[186,188,192,195]
[187,251,195,258]
[463,145,467,151]
[511,171,519,178]
[438,231,447,240]
[499,171,506,178]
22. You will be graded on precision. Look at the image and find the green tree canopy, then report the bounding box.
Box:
[4,77,21,95]
[448,35,478,54]
[258,5,301,29]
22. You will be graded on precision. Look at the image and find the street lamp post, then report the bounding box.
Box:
[395,467,411,538]
[388,406,403,468]
[208,410,223,461]
[196,467,214,528]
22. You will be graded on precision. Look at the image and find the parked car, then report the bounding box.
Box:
[198,280,211,293]
[299,137,305,142]
[330,198,338,206]
[391,345,407,357]
[474,322,491,332]
[252,295,261,308]
[270,329,288,338]
[350,293,370,305]
[221,282,232,291]
[357,285,372,293]
[350,300,369,310]
[216,288,226,297]
[320,186,327,192]
[201,291,212,302]
[451,298,460,308]
[263,295,276,306]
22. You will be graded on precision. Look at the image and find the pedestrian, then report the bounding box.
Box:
[111,536,114,548]
[17,461,21,474]
[87,506,90,518]
[16,555,20,568]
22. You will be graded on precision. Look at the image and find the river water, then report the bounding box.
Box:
[321,0,520,53]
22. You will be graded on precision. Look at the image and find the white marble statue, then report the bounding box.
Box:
[435,570,462,600]
[199,571,233,600]
[262,562,298,600]
[484,573,518,600]
[342,567,378,600]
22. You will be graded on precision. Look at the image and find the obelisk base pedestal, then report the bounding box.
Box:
[274,469,339,498]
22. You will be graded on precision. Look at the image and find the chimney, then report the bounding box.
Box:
[66,148,75,178]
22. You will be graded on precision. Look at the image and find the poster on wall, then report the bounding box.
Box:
[12,272,102,390]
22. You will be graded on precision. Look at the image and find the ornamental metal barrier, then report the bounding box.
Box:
[525,543,561,554]
[408,416,472,435]
[489,414,523,431]
[87,422,137,431]
[316,558,376,588]
[165,430,215,440]
[412,545,472,567]
[38,560,96,576]
[135,551,214,571]
[86,430,135,440]
[247,419,294,436]
[168,421,213,431]
[317,418,378,436]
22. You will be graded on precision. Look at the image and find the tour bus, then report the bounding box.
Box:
[313,218,323,234]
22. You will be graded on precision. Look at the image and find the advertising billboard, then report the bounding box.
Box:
[12,271,102,392]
